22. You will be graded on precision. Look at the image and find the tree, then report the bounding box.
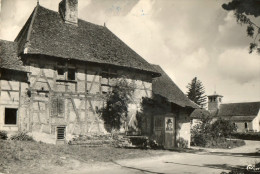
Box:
[98,78,135,132]
[186,77,207,108]
[222,0,260,54]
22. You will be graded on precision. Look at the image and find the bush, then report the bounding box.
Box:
[129,136,148,148]
[176,137,188,148]
[221,162,260,174]
[10,132,34,141]
[205,138,245,149]
[231,132,260,141]
[191,117,239,148]
[0,131,8,140]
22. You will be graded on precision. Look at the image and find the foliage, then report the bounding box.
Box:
[176,137,189,148]
[10,131,34,141]
[0,131,8,140]
[210,118,237,138]
[221,162,260,174]
[222,0,260,54]
[186,77,207,108]
[191,117,238,148]
[205,137,245,149]
[98,78,135,132]
[231,132,260,141]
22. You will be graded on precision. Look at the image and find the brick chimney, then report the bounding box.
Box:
[59,0,78,25]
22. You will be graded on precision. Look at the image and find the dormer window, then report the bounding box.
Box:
[68,68,75,80]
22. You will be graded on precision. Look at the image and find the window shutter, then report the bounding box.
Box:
[58,98,65,116]
[51,97,58,116]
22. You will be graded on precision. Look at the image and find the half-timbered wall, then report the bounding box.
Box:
[21,56,152,143]
[0,79,29,132]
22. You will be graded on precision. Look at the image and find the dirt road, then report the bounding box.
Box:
[36,140,260,174]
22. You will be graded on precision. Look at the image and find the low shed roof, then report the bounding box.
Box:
[0,40,26,72]
[152,65,199,109]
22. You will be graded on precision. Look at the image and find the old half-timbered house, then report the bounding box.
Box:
[0,40,29,133]
[0,0,197,148]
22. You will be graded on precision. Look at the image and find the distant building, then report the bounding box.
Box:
[208,93,260,132]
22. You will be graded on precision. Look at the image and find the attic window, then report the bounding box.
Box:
[58,68,65,75]
[68,69,75,80]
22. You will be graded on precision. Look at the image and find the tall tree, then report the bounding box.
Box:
[222,0,260,54]
[186,77,207,108]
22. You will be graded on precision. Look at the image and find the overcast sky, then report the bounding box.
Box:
[1,0,260,103]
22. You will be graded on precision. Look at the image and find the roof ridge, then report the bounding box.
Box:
[38,5,105,28]
[25,5,39,45]
[222,101,260,105]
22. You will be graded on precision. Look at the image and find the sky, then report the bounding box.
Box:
[1,0,260,104]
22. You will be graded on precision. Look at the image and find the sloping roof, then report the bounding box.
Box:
[152,65,199,109]
[0,40,26,72]
[15,5,159,76]
[190,108,210,119]
[218,102,260,117]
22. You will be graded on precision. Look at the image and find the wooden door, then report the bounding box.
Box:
[164,116,175,149]
[154,116,164,145]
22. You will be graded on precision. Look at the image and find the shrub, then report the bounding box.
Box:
[231,132,260,141]
[176,137,188,148]
[98,78,135,131]
[210,118,237,138]
[221,162,260,174]
[191,117,240,148]
[0,131,8,140]
[205,138,245,149]
[10,132,34,141]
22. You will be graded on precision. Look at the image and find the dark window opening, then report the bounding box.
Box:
[68,69,75,80]
[5,108,17,125]
[219,98,222,102]
[57,126,66,140]
[245,122,248,129]
[57,68,64,75]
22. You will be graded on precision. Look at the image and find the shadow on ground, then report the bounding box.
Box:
[164,161,245,171]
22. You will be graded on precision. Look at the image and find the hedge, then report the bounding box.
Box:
[231,132,260,141]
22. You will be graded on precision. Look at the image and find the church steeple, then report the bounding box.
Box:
[207,92,223,112]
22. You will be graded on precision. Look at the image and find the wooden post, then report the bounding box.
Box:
[18,81,22,131]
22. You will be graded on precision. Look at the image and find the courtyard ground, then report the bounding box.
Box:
[0,140,259,174]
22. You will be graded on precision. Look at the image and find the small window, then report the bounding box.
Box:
[57,126,66,140]
[245,122,248,129]
[219,98,222,102]
[68,69,75,80]
[51,97,64,117]
[57,68,64,75]
[5,108,17,125]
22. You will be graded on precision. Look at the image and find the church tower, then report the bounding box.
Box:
[207,92,223,112]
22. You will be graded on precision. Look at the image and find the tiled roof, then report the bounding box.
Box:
[218,102,260,117]
[152,65,199,109]
[0,40,26,72]
[15,5,159,76]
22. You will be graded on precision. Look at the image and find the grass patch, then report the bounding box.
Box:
[205,138,245,149]
[0,140,165,174]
